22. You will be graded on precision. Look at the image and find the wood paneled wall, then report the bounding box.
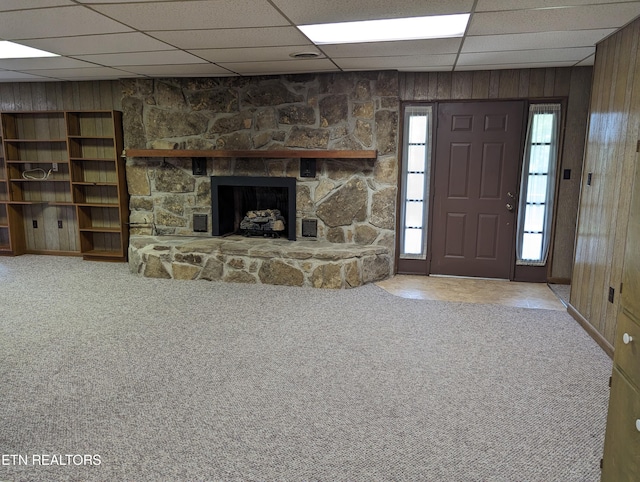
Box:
[399,67,592,281]
[0,81,121,112]
[571,17,640,349]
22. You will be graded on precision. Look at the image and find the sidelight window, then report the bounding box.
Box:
[516,103,561,265]
[400,105,432,259]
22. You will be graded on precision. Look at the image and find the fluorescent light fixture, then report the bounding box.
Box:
[0,41,59,59]
[299,13,470,45]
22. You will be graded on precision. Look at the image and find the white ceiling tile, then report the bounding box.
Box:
[468,4,640,35]
[73,0,172,3]
[0,0,635,81]
[20,33,175,56]
[335,54,457,71]
[0,70,53,81]
[117,64,237,77]
[455,61,576,71]
[0,6,133,39]
[476,0,640,11]
[72,50,209,67]
[322,38,462,58]
[271,0,473,24]
[462,29,615,52]
[576,54,596,66]
[0,0,73,11]
[190,46,324,63]
[92,0,290,31]
[0,57,94,70]
[17,66,130,78]
[149,27,312,50]
[457,47,594,66]
[217,59,338,75]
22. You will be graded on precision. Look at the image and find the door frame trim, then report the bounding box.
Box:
[395,98,568,280]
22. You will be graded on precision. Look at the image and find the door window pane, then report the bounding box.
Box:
[400,106,432,259]
[404,228,423,254]
[516,104,561,265]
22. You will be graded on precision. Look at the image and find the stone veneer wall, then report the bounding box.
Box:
[122,72,399,272]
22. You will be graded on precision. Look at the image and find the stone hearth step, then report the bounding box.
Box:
[128,235,392,289]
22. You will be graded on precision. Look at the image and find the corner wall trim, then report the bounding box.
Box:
[567,303,614,359]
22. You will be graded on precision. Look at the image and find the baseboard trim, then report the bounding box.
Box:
[567,303,614,359]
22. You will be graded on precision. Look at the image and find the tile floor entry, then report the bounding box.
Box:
[376,275,567,311]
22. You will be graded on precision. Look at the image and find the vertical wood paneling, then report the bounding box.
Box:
[437,72,452,99]
[550,67,592,280]
[488,71,500,98]
[451,71,473,99]
[498,70,519,98]
[518,70,530,97]
[0,80,120,112]
[528,69,546,97]
[543,68,556,97]
[472,71,491,99]
[571,16,640,346]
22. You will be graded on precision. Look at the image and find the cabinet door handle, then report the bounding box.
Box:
[623,333,634,344]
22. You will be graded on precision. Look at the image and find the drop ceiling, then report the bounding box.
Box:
[0,0,639,82]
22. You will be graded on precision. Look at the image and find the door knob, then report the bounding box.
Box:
[506,203,514,212]
[507,192,516,199]
[623,333,633,344]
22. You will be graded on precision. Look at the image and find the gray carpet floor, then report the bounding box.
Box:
[0,256,612,481]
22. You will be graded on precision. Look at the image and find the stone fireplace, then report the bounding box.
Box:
[123,72,399,287]
[211,175,296,240]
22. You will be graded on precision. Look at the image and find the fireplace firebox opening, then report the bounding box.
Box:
[211,176,296,240]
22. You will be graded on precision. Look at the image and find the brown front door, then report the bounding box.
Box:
[430,101,525,279]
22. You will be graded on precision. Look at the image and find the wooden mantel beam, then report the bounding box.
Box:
[124,148,378,159]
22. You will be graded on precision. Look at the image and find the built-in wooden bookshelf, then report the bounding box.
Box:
[0,110,127,261]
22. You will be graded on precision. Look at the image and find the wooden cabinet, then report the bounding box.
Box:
[0,110,127,261]
[601,146,640,480]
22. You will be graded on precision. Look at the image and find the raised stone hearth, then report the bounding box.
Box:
[129,235,391,288]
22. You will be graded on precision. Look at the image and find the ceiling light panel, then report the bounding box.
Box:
[300,14,470,44]
[92,0,289,31]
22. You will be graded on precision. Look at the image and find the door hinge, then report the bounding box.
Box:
[637,139,640,153]
[620,282,624,294]
[609,376,612,388]
[600,458,603,470]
